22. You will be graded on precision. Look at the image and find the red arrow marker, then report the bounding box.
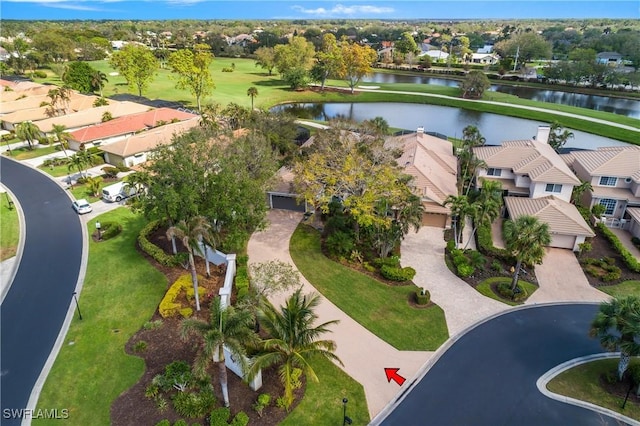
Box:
[384,368,406,386]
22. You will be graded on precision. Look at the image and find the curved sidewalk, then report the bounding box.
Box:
[247,210,432,419]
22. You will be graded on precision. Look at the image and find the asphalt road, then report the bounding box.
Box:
[379,304,628,426]
[0,157,83,425]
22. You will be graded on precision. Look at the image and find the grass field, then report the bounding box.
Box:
[34,208,167,426]
[32,57,640,144]
[547,358,640,421]
[0,193,19,261]
[2,144,61,161]
[599,280,640,298]
[289,224,449,351]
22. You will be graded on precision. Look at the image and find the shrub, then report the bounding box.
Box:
[415,288,430,305]
[603,256,616,266]
[380,265,415,281]
[173,388,216,418]
[155,420,171,426]
[221,67,234,72]
[156,396,169,412]
[153,361,194,392]
[102,166,119,178]
[100,221,123,240]
[597,223,640,273]
[173,420,188,426]
[496,281,527,302]
[145,383,160,399]
[467,251,486,270]
[372,256,401,269]
[456,263,475,278]
[159,274,206,318]
[603,270,622,282]
[143,319,163,330]
[32,70,47,78]
[477,223,514,263]
[116,163,130,172]
[138,220,185,267]
[578,242,592,255]
[363,261,376,272]
[253,393,271,417]
[632,237,640,249]
[491,260,503,272]
[325,230,354,258]
[446,239,456,253]
[133,340,147,353]
[230,412,249,426]
[209,407,231,426]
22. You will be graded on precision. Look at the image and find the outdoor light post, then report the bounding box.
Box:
[96,221,102,240]
[72,291,83,320]
[342,398,352,425]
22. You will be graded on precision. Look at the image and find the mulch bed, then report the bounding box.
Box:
[109,228,300,425]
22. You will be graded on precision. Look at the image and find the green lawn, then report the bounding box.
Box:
[33,58,640,145]
[547,358,640,421]
[281,355,370,426]
[599,281,640,298]
[289,224,449,351]
[0,193,20,261]
[34,208,167,426]
[3,144,61,160]
[475,277,539,306]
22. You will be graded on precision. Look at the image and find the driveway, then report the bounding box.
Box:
[247,210,432,419]
[526,248,609,304]
[401,226,507,337]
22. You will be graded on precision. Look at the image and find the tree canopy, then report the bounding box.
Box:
[168,44,215,112]
[109,44,159,96]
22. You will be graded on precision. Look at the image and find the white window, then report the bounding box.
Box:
[599,176,617,186]
[487,168,501,177]
[599,199,617,215]
[545,184,562,193]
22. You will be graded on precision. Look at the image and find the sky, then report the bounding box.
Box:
[1,0,638,21]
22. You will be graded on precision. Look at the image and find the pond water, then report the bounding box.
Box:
[274,102,631,150]
[362,72,640,119]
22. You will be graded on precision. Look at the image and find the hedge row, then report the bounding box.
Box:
[597,223,640,273]
[235,265,249,300]
[476,223,515,264]
[138,220,185,267]
[159,274,206,318]
[380,265,416,282]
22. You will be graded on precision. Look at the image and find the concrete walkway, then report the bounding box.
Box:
[526,248,610,304]
[247,210,431,419]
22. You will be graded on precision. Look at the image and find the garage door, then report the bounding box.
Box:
[550,234,576,250]
[270,195,306,212]
[422,213,447,228]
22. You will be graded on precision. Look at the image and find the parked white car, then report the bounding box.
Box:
[72,199,93,215]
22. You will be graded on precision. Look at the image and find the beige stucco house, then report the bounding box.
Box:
[474,126,594,251]
[387,128,458,228]
[562,146,640,238]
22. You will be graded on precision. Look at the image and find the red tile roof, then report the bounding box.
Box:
[69,108,199,143]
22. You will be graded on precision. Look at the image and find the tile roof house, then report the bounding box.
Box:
[386,128,458,228]
[35,101,151,134]
[100,117,201,167]
[562,146,640,238]
[474,126,594,251]
[67,107,199,151]
[1,84,52,102]
[1,95,104,131]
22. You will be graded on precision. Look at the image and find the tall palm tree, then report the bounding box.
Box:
[248,289,342,410]
[246,86,258,110]
[503,215,551,291]
[15,121,41,150]
[90,70,108,97]
[51,124,71,158]
[590,296,640,380]
[444,194,471,248]
[464,181,502,250]
[166,216,214,311]
[181,297,258,408]
[571,180,593,206]
[67,152,88,179]
[548,121,574,153]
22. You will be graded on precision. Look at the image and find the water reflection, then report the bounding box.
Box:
[274,102,630,150]
[362,72,640,119]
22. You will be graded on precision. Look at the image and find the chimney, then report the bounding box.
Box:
[536,125,551,145]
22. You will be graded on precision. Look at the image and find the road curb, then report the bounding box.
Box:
[0,183,25,304]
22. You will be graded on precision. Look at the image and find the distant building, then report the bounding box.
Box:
[596,52,623,66]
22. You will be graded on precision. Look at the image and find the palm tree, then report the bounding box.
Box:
[248,289,342,410]
[444,194,471,248]
[90,70,108,97]
[503,215,551,291]
[462,125,486,148]
[590,296,640,380]
[15,121,41,150]
[51,124,71,158]
[166,216,214,311]
[571,180,593,206]
[181,297,258,408]
[246,86,258,110]
[548,121,574,153]
[67,152,88,180]
[464,181,503,249]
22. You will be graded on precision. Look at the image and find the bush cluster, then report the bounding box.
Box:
[496,281,528,302]
[415,288,430,305]
[209,407,249,426]
[325,230,354,258]
[380,265,416,282]
[102,166,119,178]
[138,220,185,267]
[253,393,271,417]
[159,274,206,318]
[597,223,640,273]
[99,221,122,240]
[173,388,216,418]
[476,223,515,264]
[581,257,622,282]
[235,265,249,300]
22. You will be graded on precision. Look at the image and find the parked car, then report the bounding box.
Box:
[72,199,93,215]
